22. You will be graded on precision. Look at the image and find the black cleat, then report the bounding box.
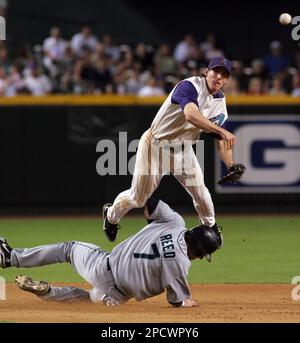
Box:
[102,203,120,242]
[210,224,224,248]
[15,275,50,296]
[0,237,12,268]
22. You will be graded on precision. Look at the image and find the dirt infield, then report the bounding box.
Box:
[1,283,299,323]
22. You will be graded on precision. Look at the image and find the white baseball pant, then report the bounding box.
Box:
[108,129,215,227]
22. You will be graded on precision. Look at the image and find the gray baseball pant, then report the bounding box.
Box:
[11,241,117,302]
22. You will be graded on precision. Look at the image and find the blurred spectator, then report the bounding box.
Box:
[138,76,165,96]
[264,41,290,77]
[199,33,216,57]
[59,70,73,93]
[231,60,248,92]
[43,27,66,64]
[0,28,299,97]
[119,46,135,69]
[23,65,52,95]
[124,68,142,94]
[176,63,190,80]
[269,74,286,95]
[91,42,106,62]
[73,44,113,94]
[251,59,268,81]
[60,43,75,71]
[43,27,67,80]
[223,76,240,96]
[291,72,300,96]
[71,26,98,57]
[93,57,112,92]
[0,0,7,17]
[134,43,154,72]
[102,34,120,62]
[247,77,264,95]
[5,64,24,96]
[184,47,206,71]
[43,28,66,61]
[188,62,200,77]
[174,34,197,63]
[73,46,94,92]
[0,44,11,74]
[154,43,177,75]
[200,33,224,61]
[0,66,6,95]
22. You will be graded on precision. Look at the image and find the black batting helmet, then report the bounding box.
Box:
[185,225,220,262]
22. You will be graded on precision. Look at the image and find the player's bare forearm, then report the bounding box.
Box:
[217,140,234,168]
[184,103,235,149]
[184,103,223,134]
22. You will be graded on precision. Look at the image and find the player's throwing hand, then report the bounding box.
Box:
[219,129,236,150]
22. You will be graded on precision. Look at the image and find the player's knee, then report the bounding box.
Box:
[131,194,147,208]
[136,198,147,208]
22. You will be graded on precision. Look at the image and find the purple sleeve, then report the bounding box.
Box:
[171,81,198,110]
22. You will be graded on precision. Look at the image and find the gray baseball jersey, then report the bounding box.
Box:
[109,200,192,304]
[9,201,192,305]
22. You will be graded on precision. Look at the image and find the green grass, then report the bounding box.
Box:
[0,215,299,284]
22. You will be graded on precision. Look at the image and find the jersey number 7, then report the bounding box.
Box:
[133,243,160,259]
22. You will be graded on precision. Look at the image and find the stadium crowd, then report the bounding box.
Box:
[0,26,300,97]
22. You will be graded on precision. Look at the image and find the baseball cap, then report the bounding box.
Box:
[208,57,232,75]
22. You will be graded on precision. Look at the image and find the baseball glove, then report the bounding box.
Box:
[217,163,246,185]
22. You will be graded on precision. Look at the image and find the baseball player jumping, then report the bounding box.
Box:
[0,198,220,307]
[103,57,245,243]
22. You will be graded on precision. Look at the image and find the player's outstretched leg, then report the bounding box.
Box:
[0,237,12,268]
[15,275,50,296]
[174,149,224,247]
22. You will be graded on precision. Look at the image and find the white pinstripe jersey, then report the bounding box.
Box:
[150,76,228,143]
